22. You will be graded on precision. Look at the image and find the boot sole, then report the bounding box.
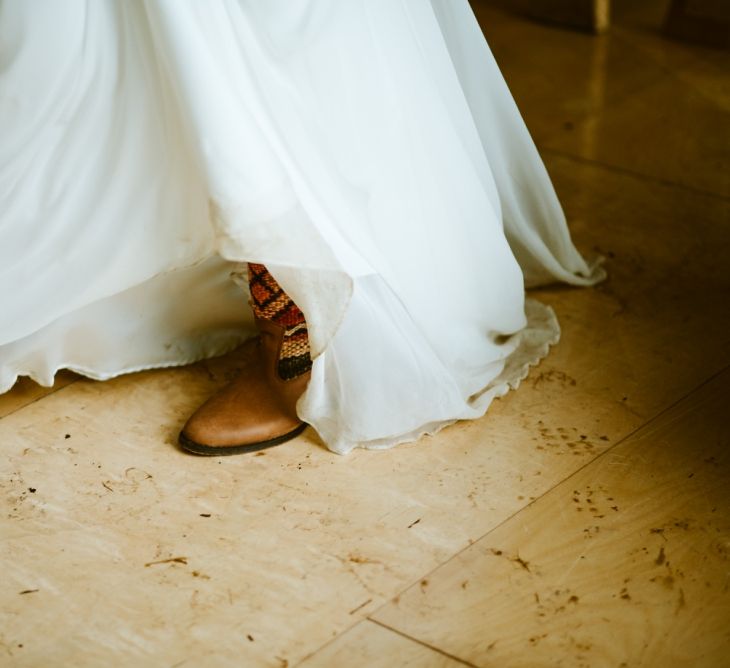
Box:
[178,422,308,456]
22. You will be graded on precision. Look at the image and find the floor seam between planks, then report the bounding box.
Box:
[367,619,480,668]
[359,360,730,629]
[539,146,730,203]
[295,618,481,668]
[0,378,80,422]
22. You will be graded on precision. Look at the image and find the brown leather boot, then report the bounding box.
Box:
[179,317,310,455]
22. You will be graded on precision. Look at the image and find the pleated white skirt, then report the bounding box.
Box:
[0,0,603,453]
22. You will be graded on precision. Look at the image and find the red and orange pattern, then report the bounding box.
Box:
[247,263,312,381]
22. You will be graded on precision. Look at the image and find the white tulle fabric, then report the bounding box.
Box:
[0,0,603,454]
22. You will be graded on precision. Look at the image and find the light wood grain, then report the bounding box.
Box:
[540,69,730,198]
[0,372,78,420]
[537,150,730,422]
[478,1,730,196]
[0,345,624,666]
[372,368,730,668]
[472,4,666,143]
[300,620,469,668]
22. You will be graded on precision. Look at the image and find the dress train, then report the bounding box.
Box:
[0,0,603,453]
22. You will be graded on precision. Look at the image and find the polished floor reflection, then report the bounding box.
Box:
[1,2,728,666]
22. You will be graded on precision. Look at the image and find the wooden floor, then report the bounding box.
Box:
[2,2,729,666]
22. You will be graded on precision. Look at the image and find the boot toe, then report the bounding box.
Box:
[179,358,306,455]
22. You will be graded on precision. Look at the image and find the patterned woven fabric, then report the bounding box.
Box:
[247,263,312,381]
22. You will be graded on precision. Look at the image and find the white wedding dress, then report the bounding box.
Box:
[0,0,603,454]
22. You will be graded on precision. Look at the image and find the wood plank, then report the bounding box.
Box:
[540,61,730,198]
[536,151,730,422]
[0,372,78,420]
[372,368,730,668]
[0,338,628,666]
[300,620,468,668]
[472,3,666,143]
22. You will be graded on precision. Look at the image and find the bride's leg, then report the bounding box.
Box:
[247,263,312,381]
[178,264,311,456]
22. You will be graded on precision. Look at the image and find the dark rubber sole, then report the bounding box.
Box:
[178,422,307,456]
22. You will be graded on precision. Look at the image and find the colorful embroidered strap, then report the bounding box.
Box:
[247,263,312,381]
